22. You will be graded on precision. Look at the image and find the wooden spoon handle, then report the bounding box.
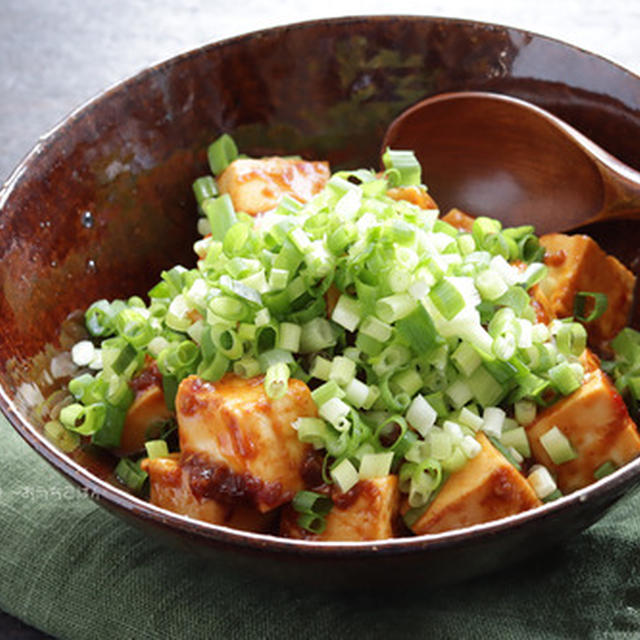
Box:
[588,151,640,224]
[548,112,640,225]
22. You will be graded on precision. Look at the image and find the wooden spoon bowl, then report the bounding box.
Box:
[382,92,640,234]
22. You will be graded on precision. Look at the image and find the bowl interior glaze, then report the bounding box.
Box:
[2,15,640,587]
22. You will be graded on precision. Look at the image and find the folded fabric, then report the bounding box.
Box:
[2,414,640,640]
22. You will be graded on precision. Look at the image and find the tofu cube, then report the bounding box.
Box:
[409,433,541,535]
[280,476,399,541]
[539,233,635,349]
[526,367,640,493]
[118,381,171,455]
[176,374,315,512]
[529,284,555,324]
[217,157,330,216]
[441,208,475,232]
[387,186,438,210]
[141,455,273,532]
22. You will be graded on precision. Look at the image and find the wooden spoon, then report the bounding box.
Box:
[382,92,640,234]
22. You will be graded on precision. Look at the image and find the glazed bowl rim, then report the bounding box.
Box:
[2,13,640,558]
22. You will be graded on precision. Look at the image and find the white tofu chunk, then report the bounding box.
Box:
[280,476,399,541]
[217,157,330,215]
[539,233,635,350]
[141,455,273,532]
[409,433,541,535]
[387,186,438,211]
[118,379,171,455]
[526,367,640,493]
[441,208,474,232]
[176,373,315,512]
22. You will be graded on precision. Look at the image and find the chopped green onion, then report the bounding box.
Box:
[392,368,423,397]
[359,316,393,343]
[331,458,359,493]
[115,458,148,493]
[540,426,578,464]
[85,300,116,337]
[294,417,330,449]
[292,490,333,516]
[555,322,587,357]
[429,280,465,320]
[319,396,351,429]
[500,426,531,458]
[482,407,506,438]
[60,402,105,436]
[527,464,557,499]
[475,269,508,301]
[310,356,332,381]
[264,362,290,399]
[515,400,537,426]
[344,378,371,408]
[542,489,563,503]
[145,439,169,459]
[446,379,474,409]
[331,294,361,332]
[548,362,582,396]
[574,291,608,323]
[375,293,416,323]
[207,133,238,175]
[458,407,484,431]
[451,341,481,377]
[359,452,394,479]
[192,176,218,204]
[460,435,482,458]
[468,366,503,407]
[488,435,522,470]
[258,348,294,372]
[268,268,290,291]
[233,356,261,378]
[91,404,126,448]
[197,351,229,382]
[395,304,441,353]
[441,446,468,474]
[202,195,238,242]
[329,356,356,387]
[299,317,336,353]
[311,380,344,407]
[296,512,327,535]
[594,461,617,480]
[382,148,421,186]
[277,322,301,352]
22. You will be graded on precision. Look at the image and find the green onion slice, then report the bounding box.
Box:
[573,291,608,323]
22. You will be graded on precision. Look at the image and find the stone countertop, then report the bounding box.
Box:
[2,0,639,183]
[1,1,639,637]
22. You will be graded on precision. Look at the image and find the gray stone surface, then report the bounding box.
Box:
[1,1,639,637]
[1,0,640,183]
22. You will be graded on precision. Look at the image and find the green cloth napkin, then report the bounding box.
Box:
[2,414,640,640]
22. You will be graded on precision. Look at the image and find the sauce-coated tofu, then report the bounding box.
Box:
[441,208,475,232]
[530,284,555,324]
[539,233,635,349]
[409,433,541,535]
[141,455,273,532]
[387,186,438,210]
[118,383,171,455]
[217,157,330,216]
[280,476,399,541]
[176,374,315,512]
[526,367,640,493]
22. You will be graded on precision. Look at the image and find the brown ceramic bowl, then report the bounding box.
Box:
[2,15,640,588]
